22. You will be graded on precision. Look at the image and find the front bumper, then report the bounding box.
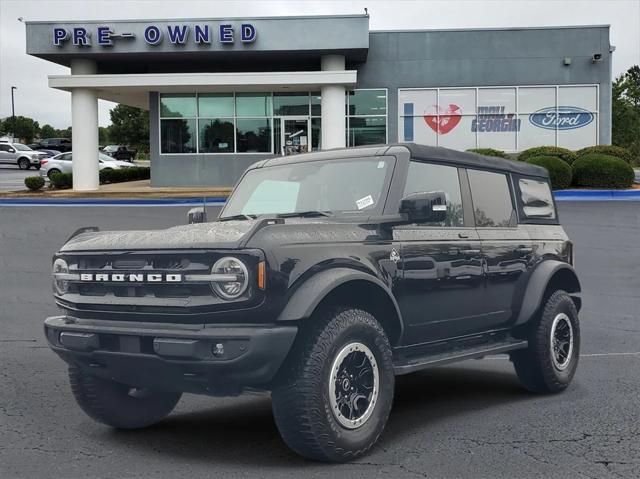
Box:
[44,316,297,395]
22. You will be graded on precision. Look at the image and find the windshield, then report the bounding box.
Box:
[103,145,119,152]
[99,153,116,161]
[221,156,395,218]
[13,143,32,151]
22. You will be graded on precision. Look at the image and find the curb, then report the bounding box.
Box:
[554,190,640,201]
[0,197,227,206]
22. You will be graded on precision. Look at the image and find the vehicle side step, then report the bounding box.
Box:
[393,339,528,375]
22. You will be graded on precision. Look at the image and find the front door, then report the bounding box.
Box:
[275,117,310,156]
[394,161,486,345]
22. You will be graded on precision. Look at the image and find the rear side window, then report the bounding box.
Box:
[403,161,463,227]
[467,169,515,227]
[518,178,556,220]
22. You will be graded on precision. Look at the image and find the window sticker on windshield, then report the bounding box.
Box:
[377,161,385,169]
[356,195,374,210]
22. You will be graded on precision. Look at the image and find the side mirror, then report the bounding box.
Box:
[188,207,207,224]
[400,191,448,224]
[8,148,15,153]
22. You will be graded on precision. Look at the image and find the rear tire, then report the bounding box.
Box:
[47,168,61,179]
[511,290,580,394]
[18,158,30,170]
[272,307,394,462]
[68,365,182,429]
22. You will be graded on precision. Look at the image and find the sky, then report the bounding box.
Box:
[0,0,639,128]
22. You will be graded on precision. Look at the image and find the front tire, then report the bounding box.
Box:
[272,307,394,462]
[511,290,580,394]
[68,365,182,429]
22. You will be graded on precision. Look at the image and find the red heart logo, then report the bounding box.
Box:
[424,104,462,134]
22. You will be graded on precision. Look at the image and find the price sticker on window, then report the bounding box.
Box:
[356,195,374,210]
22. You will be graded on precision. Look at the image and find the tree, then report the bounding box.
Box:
[0,116,40,143]
[98,126,111,145]
[108,104,149,150]
[40,124,56,139]
[612,65,640,163]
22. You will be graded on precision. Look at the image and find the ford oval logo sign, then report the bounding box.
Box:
[529,106,594,130]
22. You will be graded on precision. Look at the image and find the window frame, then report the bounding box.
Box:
[466,167,519,229]
[346,88,389,147]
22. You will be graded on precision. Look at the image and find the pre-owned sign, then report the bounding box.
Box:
[53,23,257,47]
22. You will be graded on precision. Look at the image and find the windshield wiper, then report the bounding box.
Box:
[276,210,332,218]
[218,214,258,221]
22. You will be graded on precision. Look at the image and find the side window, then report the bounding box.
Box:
[518,178,556,220]
[0,144,11,152]
[403,161,464,227]
[60,153,72,161]
[467,169,515,227]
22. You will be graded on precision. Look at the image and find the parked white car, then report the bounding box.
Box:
[0,141,47,169]
[40,152,136,179]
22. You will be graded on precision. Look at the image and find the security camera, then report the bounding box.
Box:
[592,53,602,63]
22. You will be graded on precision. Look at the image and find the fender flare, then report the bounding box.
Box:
[514,260,581,326]
[276,267,404,339]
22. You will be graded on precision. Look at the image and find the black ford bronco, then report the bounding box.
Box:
[45,144,581,462]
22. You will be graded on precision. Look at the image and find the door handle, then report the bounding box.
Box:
[516,246,533,254]
[461,249,481,256]
[458,232,469,239]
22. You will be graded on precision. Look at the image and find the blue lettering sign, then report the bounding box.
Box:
[529,106,594,130]
[97,26,113,46]
[167,25,189,44]
[144,25,162,45]
[53,27,68,46]
[73,27,90,46]
[219,24,234,43]
[194,25,210,44]
[471,106,521,132]
[241,24,256,43]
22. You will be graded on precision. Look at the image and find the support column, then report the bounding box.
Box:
[70,59,99,191]
[320,55,346,150]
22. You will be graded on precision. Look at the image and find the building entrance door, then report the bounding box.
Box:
[274,117,310,155]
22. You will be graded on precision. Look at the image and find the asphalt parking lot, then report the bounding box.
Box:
[0,202,638,478]
[0,165,38,191]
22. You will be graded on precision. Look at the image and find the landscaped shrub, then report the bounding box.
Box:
[575,145,634,164]
[466,148,509,159]
[49,172,73,189]
[519,146,577,165]
[572,154,635,189]
[525,156,572,189]
[24,176,45,191]
[99,167,150,184]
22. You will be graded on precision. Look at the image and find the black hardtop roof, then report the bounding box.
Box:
[257,143,549,178]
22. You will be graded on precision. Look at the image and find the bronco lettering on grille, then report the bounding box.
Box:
[79,273,183,282]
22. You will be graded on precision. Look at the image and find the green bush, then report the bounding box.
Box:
[519,146,577,165]
[466,148,509,159]
[575,145,634,164]
[572,154,635,189]
[49,172,73,189]
[24,176,45,191]
[99,166,150,184]
[525,156,573,189]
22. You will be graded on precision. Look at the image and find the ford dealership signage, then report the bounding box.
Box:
[52,23,257,47]
[529,106,594,130]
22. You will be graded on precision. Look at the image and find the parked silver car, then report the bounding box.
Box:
[0,141,47,169]
[40,152,136,179]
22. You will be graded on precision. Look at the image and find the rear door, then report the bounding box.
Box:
[0,144,15,164]
[394,160,485,344]
[466,169,533,328]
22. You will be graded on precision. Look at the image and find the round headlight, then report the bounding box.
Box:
[53,258,69,295]
[210,257,249,300]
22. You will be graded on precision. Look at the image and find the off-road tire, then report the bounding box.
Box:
[272,307,394,462]
[68,365,182,429]
[511,290,580,393]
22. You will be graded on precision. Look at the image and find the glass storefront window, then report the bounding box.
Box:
[311,118,321,151]
[236,118,272,152]
[161,119,197,153]
[274,93,310,116]
[199,119,234,153]
[347,90,387,116]
[160,94,197,118]
[348,116,386,146]
[311,92,322,116]
[198,93,234,117]
[236,93,272,117]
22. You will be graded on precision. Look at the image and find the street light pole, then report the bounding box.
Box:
[11,86,17,141]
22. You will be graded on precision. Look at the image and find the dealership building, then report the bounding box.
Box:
[25,15,613,190]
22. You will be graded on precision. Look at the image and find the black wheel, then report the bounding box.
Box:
[511,290,580,394]
[35,165,41,170]
[68,365,182,429]
[272,307,394,462]
[18,158,30,170]
[47,168,61,179]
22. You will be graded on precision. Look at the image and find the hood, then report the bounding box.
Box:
[60,220,258,252]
